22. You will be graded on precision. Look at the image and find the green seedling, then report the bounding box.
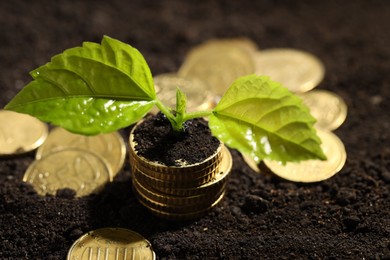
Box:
[4,36,326,164]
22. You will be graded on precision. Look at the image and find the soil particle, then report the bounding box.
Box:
[335,187,358,206]
[56,188,77,199]
[242,194,269,214]
[342,215,361,231]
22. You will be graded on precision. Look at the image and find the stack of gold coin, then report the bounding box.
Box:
[23,127,126,197]
[129,126,232,220]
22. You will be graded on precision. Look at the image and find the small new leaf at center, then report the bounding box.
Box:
[175,87,187,125]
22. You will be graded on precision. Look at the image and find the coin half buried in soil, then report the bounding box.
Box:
[153,73,215,112]
[24,149,112,197]
[178,39,255,96]
[298,89,348,131]
[0,110,48,156]
[263,129,346,182]
[36,127,126,177]
[67,228,156,260]
[254,48,325,93]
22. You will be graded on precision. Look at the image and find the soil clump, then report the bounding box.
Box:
[133,113,220,166]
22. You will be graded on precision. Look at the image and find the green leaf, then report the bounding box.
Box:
[209,75,326,164]
[5,36,156,134]
[162,87,187,132]
[176,87,187,120]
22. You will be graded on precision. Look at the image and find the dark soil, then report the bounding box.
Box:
[133,113,220,166]
[1,1,389,259]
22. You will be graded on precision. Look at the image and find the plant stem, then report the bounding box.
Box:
[155,100,175,121]
[155,99,213,131]
[183,110,213,121]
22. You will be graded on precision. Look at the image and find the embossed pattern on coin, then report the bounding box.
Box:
[299,90,347,130]
[178,39,255,95]
[24,149,112,197]
[263,129,346,182]
[153,73,215,112]
[254,48,325,93]
[0,110,48,155]
[67,228,156,260]
[36,127,126,177]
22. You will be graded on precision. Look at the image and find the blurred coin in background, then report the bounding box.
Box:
[254,48,325,93]
[299,89,347,131]
[0,110,48,156]
[179,39,255,96]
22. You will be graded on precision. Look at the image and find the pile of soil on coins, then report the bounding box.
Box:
[0,1,389,259]
[133,113,220,166]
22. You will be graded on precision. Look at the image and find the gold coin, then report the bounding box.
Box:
[254,48,325,93]
[36,127,126,177]
[205,38,259,55]
[130,142,223,184]
[298,90,347,131]
[263,129,346,182]
[130,142,223,180]
[178,39,255,96]
[24,149,112,197]
[140,191,226,221]
[133,164,219,188]
[136,145,232,197]
[132,176,226,206]
[0,110,48,155]
[67,228,155,260]
[134,186,225,215]
[153,73,215,112]
[134,155,222,181]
